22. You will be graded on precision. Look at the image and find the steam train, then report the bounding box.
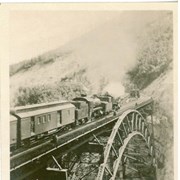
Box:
[10,94,119,149]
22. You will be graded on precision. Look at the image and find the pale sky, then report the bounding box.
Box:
[9,11,120,64]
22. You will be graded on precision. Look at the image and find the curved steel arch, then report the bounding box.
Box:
[96,109,156,180]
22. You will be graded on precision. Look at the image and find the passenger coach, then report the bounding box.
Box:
[10,101,75,148]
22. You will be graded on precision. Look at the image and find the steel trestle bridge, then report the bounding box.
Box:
[10,97,161,180]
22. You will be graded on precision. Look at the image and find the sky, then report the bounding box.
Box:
[9,11,119,64]
[9,10,165,66]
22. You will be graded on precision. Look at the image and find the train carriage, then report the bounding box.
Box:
[10,115,17,147]
[10,101,75,147]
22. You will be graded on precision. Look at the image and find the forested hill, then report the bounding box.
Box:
[10,55,91,106]
[123,11,172,91]
[123,12,173,180]
[10,11,173,110]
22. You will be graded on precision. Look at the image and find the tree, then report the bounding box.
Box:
[125,12,173,90]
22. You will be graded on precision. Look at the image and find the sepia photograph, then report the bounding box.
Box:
[0,3,178,180]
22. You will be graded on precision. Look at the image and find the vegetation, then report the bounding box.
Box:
[10,58,92,107]
[124,13,174,180]
[13,82,86,106]
[124,12,173,91]
[11,12,173,107]
[12,66,109,106]
[10,56,43,76]
[10,51,71,76]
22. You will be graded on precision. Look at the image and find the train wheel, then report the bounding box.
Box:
[10,145,17,152]
[23,139,30,147]
[85,117,89,123]
[52,135,58,144]
[82,118,86,124]
[71,122,76,128]
[80,119,83,125]
[75,120,80,126]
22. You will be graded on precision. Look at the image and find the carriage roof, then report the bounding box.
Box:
[11,101,75,118]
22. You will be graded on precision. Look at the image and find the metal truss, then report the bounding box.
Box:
[96,109,157,180]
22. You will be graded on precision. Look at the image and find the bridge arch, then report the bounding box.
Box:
[96,109,157,180]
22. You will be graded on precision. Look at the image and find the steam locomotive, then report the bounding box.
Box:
[10,94,118,149]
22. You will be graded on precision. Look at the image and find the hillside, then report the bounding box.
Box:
[143,65,173,119]
[122,11,173,180]
[10,11,170,107]
[143,66,174,180]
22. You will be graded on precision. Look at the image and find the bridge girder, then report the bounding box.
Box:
[10,98,156,180]
[96,109,157,180]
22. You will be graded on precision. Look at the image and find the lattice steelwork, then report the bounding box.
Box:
[96,109,157,180]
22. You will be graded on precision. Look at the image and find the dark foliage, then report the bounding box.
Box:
[10,51,71,76]
[124,12,173,91]
[14,82,86,106]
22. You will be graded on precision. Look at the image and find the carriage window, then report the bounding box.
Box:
[42,116,46,123]
[37,117,41,125]
[31,117,35,133]
[57,111,62,124]
[68,110,70,115]
[47,114,51,121]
